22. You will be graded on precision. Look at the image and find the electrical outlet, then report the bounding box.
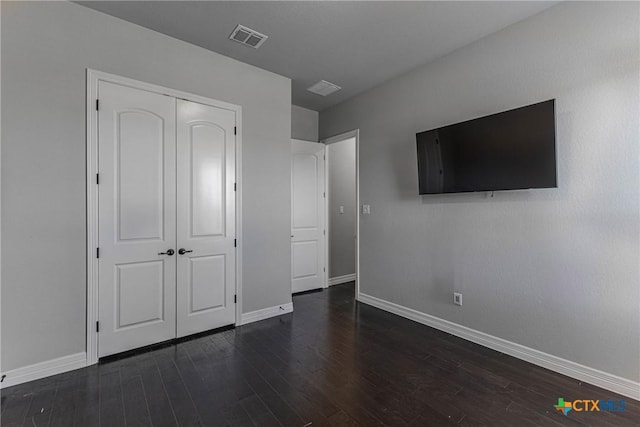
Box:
[453,292,462,306]
[362,204,371,215]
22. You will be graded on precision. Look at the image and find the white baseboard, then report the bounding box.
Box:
[1,352,87,389]
[357,292,640,401]
[328,273,356,286]
[2,302,294,387]
[239,302,293,326]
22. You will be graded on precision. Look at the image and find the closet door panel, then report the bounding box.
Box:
[176,99,236,337]
[97,81,177,357]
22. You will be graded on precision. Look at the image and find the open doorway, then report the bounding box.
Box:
[323,130,359,295]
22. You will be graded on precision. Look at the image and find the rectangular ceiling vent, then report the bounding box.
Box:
[307,80,342,97]
[229,24,268,49]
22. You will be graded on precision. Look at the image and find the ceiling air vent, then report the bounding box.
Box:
[307,80,342,97]
[229,24,268,49]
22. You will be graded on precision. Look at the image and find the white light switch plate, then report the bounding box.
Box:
[362,204,371,215]
[339,205,344,214]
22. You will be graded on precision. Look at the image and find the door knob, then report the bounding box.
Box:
[178,248,193,255]
[158,249,174,256]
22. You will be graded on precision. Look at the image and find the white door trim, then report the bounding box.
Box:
[321,130,360,299]
[86,69,243,365]
[323,143,329,289]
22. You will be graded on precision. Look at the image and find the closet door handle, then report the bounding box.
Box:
[158,249,175,256]
[178,248,193,255]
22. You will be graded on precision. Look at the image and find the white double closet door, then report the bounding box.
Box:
[97,81,236,358]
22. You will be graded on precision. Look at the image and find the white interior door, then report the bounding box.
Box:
[176,99,236,337]
[97,81,177,357]
[291,140,326,293]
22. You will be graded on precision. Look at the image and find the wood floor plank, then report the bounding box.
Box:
[99,370,126,427]
[0,391,34,427]
[121,375,152,427]
[137,361,177,427]
[72,369,100,427]
[48,374,80,427]
[239,394,281,427]
[154,355,202,427]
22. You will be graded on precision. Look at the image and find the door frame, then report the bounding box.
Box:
[86,69,243,365]
[321,130,360,298]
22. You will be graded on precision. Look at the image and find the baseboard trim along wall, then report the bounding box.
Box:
[1,303,294,388]
[239,302,294,326]
[0,352,87,389]
[328,273,356,286]
[3,302,296,387]
[358,292,640,401]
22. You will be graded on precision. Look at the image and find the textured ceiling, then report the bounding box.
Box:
[77,1,556,111]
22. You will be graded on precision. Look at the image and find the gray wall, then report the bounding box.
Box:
[291,105,319,142]
[1,1,291,371]
[328,138,356,279]
[320,2,639,381]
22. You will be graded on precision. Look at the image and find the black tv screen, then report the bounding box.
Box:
[416,99,557,194]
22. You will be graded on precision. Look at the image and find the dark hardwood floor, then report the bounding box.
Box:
[1,283,638,426]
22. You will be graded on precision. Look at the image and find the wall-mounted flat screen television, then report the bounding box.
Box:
[416,99,557,195]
